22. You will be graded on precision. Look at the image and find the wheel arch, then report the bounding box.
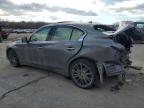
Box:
[6,48,13,58]
[68,57,99,76]
[6,48,17,59]
[68,57,107,84]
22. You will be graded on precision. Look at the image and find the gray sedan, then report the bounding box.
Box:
[6,22,130,89]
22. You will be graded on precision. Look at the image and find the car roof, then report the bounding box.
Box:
[42,22,97,32]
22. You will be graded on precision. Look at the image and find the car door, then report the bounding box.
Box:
[42,26,85,74]
[22,26,52,66]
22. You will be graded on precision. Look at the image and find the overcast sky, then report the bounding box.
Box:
[0,0,144,24]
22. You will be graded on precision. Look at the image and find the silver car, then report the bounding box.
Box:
[6,22,131,89]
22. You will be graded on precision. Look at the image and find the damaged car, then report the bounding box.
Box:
[6,22,132,89]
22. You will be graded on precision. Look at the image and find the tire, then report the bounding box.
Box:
[3,36,8,39]
[7,50,20,67]
[70,59,99,89]
[0,35,2,43]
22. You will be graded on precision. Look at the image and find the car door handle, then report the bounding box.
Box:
[66,47,75,51]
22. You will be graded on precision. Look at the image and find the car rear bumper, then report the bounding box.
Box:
[103,63,124,76]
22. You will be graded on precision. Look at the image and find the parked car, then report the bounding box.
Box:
[113,21,144,41]
[11,29,36,34]
[1,30,9,39]
[6,22,132,89]
[0,34,2,43]
[133,22,144,41]
[0,27,9,39]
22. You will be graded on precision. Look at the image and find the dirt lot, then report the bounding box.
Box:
[0,33,144,108]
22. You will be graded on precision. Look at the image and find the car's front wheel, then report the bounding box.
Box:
[7,50,20,67]
[70,59,99,89]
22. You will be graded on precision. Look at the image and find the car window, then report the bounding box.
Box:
[31,27,51,41]
[52,27,73,41]
[136,24,144,31]
[71,29,84,40]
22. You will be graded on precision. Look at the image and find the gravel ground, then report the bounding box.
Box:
[0,33,144,108]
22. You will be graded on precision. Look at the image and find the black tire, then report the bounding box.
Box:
[70,59,99,89]
[7,50,20,67]
[0,35,2,43]
[3,36,8,39]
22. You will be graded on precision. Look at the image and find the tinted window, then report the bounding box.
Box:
[71,29,84,40]
[31,27,51,41]
[52,27,73,41]
[136,24,144,31]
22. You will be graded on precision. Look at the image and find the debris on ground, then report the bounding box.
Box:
[23,73,29,77]
[125,79,132,83]
[110,72,125,93]
[110,81,124,92]
[138,72,144,76]
[129,66,143,70]
[110,84,120,92]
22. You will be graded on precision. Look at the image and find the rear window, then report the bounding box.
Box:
[71,29,84,40]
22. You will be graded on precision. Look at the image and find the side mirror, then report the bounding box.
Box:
[22,37,29,43]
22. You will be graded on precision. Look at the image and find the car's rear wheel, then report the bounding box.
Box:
[7,50,20,67]
[70,59,99,89]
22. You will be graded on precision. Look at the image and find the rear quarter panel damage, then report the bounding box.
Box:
[68,36,126,78]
